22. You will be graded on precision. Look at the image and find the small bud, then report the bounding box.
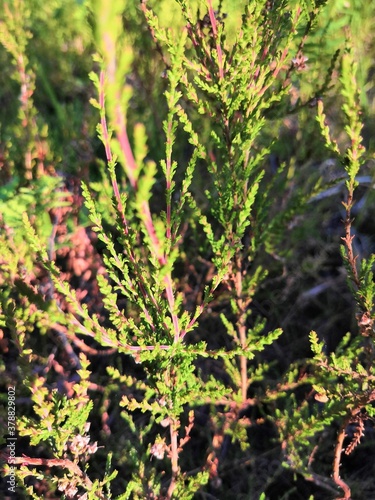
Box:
[150,441,166,460]
[292,54,308,71]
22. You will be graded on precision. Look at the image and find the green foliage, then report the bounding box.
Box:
[1,1,375,499]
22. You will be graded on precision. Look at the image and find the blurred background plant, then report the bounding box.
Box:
[0,0,374,499]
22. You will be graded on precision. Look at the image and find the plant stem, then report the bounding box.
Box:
[235,255,249,404]
[332,423,351,499]
[342,184,360,290]
[166,420,179,499]
[207,0,224,80]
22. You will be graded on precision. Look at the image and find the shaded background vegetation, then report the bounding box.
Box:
[1,0,375,498]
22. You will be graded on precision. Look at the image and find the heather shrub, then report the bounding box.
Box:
[1,1,374,499]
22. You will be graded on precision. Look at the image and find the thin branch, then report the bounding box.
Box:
[207,0,224,80]
[332,424,351,500]
[341,185,360,289]
[11,456,106,498]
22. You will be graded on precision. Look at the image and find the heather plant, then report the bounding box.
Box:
[1,1,375,499]
[272,43,375,500]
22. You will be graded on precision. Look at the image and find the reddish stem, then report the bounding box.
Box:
[342,186,360,289]
[99,72,129,235]
[332,425,351,499]
[115,101,138,189]
[166,422,179,499]
[207,0,224,80]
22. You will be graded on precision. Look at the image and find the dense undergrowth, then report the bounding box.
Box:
[0,1,375,499]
